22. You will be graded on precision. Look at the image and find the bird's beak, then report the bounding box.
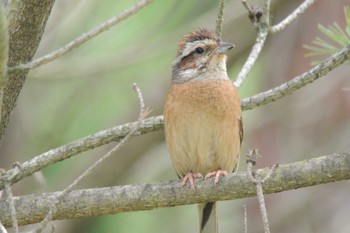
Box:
[214,41,235,54]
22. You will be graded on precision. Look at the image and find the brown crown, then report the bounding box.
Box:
[177,29,220,56]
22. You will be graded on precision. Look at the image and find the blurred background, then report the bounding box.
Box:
[1,0,350,232]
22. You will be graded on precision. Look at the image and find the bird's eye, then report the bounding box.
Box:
[195,47,204,54]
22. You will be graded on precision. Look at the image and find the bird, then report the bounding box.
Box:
[163,28,243,233]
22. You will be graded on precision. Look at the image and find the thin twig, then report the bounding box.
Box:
[242,43,350,110]
[254,178,270,233]
[4,182,18,233]
[243,204,248,233]
[0,115,163,191]
[234,27,268,87]
[263,0,271,26]
[242,1,264,26]
[7,0,153,74]
[246,149,271,233]
[216,0,226,37]
[31,84,148,233]
[235,1,269,87]
[261,164,278,183]
[270,0,317,33]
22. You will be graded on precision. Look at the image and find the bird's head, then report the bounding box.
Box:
[172,29,234,83]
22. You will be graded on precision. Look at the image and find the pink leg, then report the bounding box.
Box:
[182,172,203,190]
[205,170,228,184]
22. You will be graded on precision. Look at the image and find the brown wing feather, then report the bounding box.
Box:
[239,116,243,145]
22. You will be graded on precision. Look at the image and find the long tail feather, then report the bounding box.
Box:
[198,202,218,233]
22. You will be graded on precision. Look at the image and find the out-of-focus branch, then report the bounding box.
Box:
[270,0,317,33]
[1,151,349,227]
[216,0,226,37]
[7,0,153,74]
[241,43,350,110]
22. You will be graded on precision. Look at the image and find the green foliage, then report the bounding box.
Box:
[304,6,350,65]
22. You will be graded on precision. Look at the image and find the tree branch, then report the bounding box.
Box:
[241,43,350,110]
[215,0,226,37]
[235,2,268,88]
[270,0,317,33]
[0,151,349,227]
[1,43,349,190]
[234,26,268,87]
[0,116,163,190]
[0,0,55,144]
[31,84,148,233]
[7,0,154,74]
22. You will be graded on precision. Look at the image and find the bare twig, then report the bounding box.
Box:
[1,151,349,227]
[235,1,269,87]
[261,164,278,183]
[32,84,148,233]
[246,150,271,233]
[263,0,271,26]
[270,0,317,33]
[234,27,268,87]
[216,0,226,37]
[241,1,264,25]
[242,43,350,110]
[7,0,154,74]
[255,178,270,233]
[3,182,18,233]
[243,204,248,233]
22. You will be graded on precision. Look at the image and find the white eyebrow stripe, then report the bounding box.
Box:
[180,39,216,57]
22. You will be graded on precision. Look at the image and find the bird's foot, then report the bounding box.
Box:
[182,172,203,190]
[205,170,228,184]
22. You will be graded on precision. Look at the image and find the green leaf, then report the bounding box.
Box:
[304,6,350,65]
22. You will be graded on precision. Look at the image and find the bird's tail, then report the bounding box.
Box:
[198,202,218,233]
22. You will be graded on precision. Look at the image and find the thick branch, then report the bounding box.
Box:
[1,44,349,191]
[31,84,148,233]
[0,151,349,227]
[0,0,346,193]
[0,116,163,190]
[0,0,55,144]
